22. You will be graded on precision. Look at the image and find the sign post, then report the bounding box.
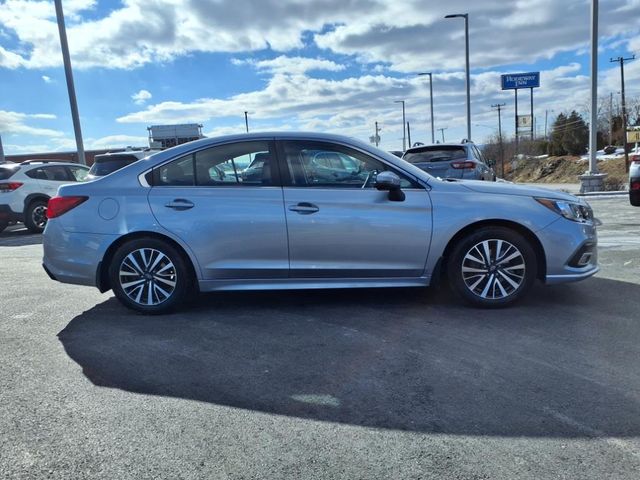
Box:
[501,72,540,151]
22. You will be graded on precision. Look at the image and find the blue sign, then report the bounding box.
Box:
[501,72,540,90]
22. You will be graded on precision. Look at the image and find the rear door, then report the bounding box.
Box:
[278,139,432,279]
[33,165,76,196]
[147,140,289,280]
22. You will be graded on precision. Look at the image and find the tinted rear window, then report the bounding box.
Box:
[403,146,467,164]
[0,165,20,180]
[89,155,140,176]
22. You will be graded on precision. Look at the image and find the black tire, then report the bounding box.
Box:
[109,238,191,314]
[24,199,48,233]
[446,226,537,308]
[630,190,640,207]
[0,219,8,234]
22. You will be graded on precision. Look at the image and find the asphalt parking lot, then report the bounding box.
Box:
[1,197,639,479]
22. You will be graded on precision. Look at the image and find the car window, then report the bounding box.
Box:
[68,166,89,182]
[89,154,141,177]
[41,166,73,181]
[195,141,274,186]
[403,146,467,164]
[281,141,415,189]
[155,155,195,186]
[471,145,485,163]
[0,166,21,179]
[153,141,275,187]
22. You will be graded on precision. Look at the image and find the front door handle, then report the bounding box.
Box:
[288,202,319,215]
[165,199,194,210]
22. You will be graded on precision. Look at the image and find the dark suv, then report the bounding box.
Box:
[402,142,496,181]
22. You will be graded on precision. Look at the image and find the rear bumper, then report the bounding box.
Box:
[0,204,24,223]
[42,219,117,288]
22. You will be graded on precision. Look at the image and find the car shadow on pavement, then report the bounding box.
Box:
[58,277,640,437]
[0,226,42,247]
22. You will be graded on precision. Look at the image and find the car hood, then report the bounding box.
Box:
[450,179,580,202]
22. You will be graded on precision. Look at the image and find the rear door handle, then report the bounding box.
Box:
[288,202,319,214]
[165,199,194,210]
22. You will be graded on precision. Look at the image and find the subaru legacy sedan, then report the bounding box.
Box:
[42,132,598,314]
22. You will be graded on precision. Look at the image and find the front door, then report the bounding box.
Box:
[148,140,289,280]
[278,140,432,279]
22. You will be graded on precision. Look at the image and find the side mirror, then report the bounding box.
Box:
[374,171,405,202]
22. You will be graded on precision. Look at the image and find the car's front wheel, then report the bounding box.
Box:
[447,227,537,307]
[24,199,48,233]
[109,238,191,314]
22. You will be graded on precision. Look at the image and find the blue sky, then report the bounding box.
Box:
[1,0,639,155]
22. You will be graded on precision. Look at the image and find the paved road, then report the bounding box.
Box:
[1,199,639,479]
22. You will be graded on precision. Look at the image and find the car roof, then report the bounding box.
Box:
[20,161,89,168]
[404,143,473,153]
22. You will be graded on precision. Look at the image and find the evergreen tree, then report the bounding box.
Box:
[561,111,589,155]
[548,113,567,156]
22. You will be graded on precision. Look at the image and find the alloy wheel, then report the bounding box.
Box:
[118,248,177,306]
[461,239,526,300]
[32,205,47,229]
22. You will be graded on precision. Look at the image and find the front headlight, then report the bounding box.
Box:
[535,198,593,223]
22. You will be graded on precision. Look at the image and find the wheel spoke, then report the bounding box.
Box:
[480,274,495,298]
[462,266,489,273]
[498,270,521,290]
[119,248,176,306]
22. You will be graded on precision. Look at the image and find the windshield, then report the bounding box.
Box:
[89,155,140,177]
[403,146,467,164]
[0,165,20,180]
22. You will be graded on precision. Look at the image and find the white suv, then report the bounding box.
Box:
[0,160,89,233]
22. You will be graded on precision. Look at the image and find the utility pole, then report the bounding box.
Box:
[244,111,249,133]
[609,92,613,145]
[407,122,412,148]
[437,127,447,143]
[394,100,406,151]
[588,0,598,176]
[418,72,435,143]
[54,0,86,165]
[374,121,381,147]
[492,103,506,178]
[611,54,635,172]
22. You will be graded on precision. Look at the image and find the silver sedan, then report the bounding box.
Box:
[42,132,598,314]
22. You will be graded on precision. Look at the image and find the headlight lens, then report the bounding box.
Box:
[535,198,593,223]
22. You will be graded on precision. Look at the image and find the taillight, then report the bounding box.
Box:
[451,161,475,169]
[46,196,88,219]
[631,181,640,191]
[0,182,23,192]
[631,155,640,164]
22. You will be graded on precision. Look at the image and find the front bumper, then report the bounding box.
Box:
[537,217,599,285]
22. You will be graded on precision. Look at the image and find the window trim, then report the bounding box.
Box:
[149,140,282,188]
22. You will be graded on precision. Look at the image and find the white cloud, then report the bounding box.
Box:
[0,110,63,137]
[234,55,346,75]
[131,89,152,105]
[1,0,637,72]
[88,135,149,149]
[41,75,52,83]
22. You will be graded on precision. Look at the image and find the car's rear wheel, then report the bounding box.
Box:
[109,238,191,314]
[630,189,640,207]
[447,227,537,307]
[24,199,48,233]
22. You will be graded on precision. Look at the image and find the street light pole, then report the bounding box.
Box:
[54,0,86,165]
[418,72,435,143]
[445,13,471,142]
[244,111,249,133]
[394,100,406,151]
[0,134,5,163]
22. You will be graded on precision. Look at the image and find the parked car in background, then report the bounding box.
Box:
[43,132,598,314]
[0,160,89,233]
[402,142,496,181]
[86,150,155,181]
[630,152,640,207]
